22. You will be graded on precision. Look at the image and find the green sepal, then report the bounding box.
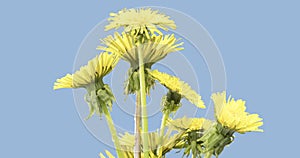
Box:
[84,82,115,120]
[178,128,206,157]
[198,123,235,156]
[124,67,155,95]
[161,90,182,114]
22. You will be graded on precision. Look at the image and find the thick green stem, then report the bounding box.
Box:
[157,110,170,157]
[103,106,124,158]
[134,92,141,158]
[138,47,149,158]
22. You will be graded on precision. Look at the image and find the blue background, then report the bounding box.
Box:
[1,0,299,158]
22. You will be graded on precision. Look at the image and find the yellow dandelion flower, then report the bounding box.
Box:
[53,52,119,90]
[148,69,206,109]
[97,32,183,67]
[211,91,263,133]
[105,8,176,37]
[168,117,212,131]
[189,118,213,131]
[168,117,214,157]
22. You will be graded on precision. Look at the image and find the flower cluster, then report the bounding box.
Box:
[54,7,264,158]
[177,92,263,157]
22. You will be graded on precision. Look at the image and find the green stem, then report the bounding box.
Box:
[134,92,141,158]
[193,154,197,158]
[157,110,170,157]
[204,152,213,158]
[103,106,124,158]
[138,47,149,158]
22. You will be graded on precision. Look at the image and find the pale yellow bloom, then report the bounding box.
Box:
[189,118,213,131]
[53,52,119,90]
[211,91,263,133]
[97,32,183,67]
[149,70,206,109]
[168,117,212,131]
[105,8,176,37]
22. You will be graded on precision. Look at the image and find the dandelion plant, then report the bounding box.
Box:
[54,7,263,158]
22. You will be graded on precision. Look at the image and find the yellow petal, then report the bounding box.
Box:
[149,69,206,109]
[211,91,263,133]
[53,52,119,89]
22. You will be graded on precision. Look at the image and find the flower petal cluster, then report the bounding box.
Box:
[105,8,176,37]
[53,52,118,90]
[212,91,263,133]
[149,69,206,109]
[97,32,183,67]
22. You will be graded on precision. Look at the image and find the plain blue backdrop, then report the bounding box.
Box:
[1,0,299,158]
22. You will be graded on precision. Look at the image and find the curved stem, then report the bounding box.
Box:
[134,92,141,158]
[138,48,149,158]
[157,110,170,157]
[103,106,124,158]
